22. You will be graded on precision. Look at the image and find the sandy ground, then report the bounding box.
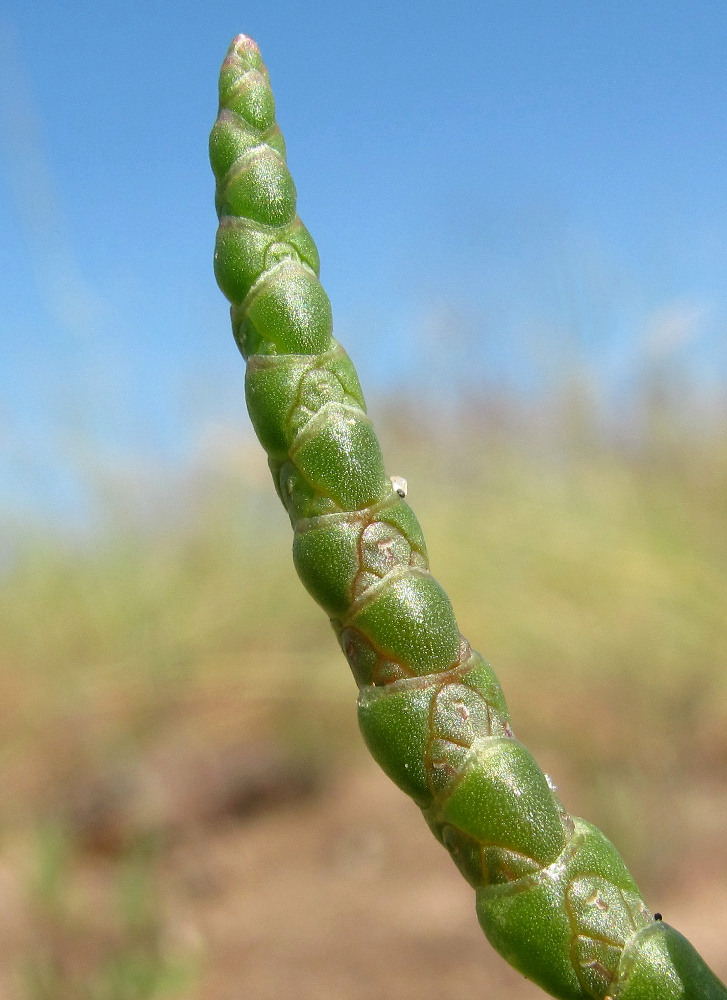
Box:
[2,741,725,1000]
[135,764,727,996]
[175,763,727,999]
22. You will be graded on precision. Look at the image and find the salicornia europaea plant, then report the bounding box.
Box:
[209,34,726,1000]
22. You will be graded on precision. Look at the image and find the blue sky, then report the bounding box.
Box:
[2,1,726,524]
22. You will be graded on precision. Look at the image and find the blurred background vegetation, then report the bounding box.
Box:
[2,5,727,996]
[2,369,726,998]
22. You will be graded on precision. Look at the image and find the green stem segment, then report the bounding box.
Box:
[210,34,726,999]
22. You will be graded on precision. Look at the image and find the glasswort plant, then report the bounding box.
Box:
[209,34,726,1000]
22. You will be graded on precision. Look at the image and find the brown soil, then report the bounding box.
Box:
[162,765,543,999]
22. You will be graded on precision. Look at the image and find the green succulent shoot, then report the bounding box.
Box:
[209,34,726,1000]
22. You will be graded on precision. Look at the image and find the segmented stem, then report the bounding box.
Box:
[210,35,726,1000]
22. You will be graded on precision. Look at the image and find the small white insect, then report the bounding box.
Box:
[390,475,408,498]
